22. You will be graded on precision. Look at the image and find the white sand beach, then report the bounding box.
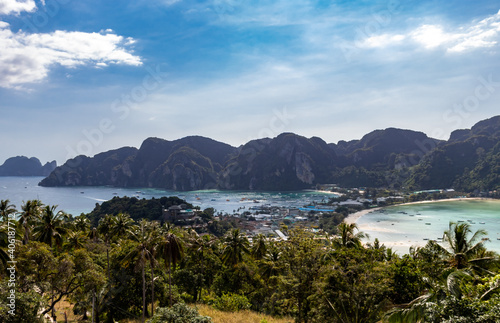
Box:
[343,197,500,254]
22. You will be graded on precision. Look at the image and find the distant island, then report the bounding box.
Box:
[39,115,500,192]
[0,156,56,176]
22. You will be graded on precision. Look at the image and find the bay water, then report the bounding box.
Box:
[3,177,500,254]
[357,200,500,254]
[0,176,333,216]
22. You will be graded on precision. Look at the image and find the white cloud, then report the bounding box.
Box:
[0,23,142,88]
[0,0,36,15]
[361,34,406,48]
[358,10,500,53]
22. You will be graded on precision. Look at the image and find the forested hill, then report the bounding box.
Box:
[0,156,56,176]
[39,116,500,191]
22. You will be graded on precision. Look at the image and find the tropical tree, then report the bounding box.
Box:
[33,205,68,249]
[0,222,10,266]
[251,233,267,260]
[186,230,217,300]
[384,269,476,323]
[64,231,88,251]
[221,229,250,266]
[19,199,42,245]
[332,222,369,249]
[123,220,159,322]
[0,199,16,222]
[159,224,184,306]
[73,214,91,234]
[110,212,137,240]
[97,214,113,278]
[437,221,496,272]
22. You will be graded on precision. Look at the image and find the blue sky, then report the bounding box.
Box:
[1,0,500,165]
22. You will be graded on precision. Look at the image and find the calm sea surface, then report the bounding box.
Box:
[3,177,500,254]
[0,177,334,216]
[357,200,500,254]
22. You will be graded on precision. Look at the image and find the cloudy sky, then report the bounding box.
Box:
[1,0,500,165]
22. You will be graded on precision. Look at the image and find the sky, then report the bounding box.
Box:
[1,0,500,165]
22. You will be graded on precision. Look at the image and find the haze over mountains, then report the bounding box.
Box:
[36,115,500,192]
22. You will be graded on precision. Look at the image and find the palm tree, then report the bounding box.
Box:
[186,230,217,300]
[251,233,267,260]
[97,214,113,279]
[33,205,68,248]
[221,228,250,266]
[384,270,473,323]
[73,215,91,234]
[333,222,369,249]
[123,220,159,322]
[260,245,283,282]
[0,199,16,222]
[158,224,184,306]
[145,221,161,316]
[0,222,10,266]
[385,222,499,323]
[110,213,136,240]
[439,221,494,271]
[64,231,88,251]
[19,199,42,245]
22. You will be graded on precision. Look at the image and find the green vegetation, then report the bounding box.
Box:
[88,196,193,225]
[1,198,499,322]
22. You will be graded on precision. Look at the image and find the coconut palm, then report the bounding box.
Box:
[158,224,184,306]
[19,199,42,245]
[422,222,497,273]
[251,233,268,260]
[97,214,114,279]
[123,220,159,322]
[64,231,88,251]
[0,199,16,222]
[260,245,283,282]
[145,221,161,316]
[110,213,136,240]
[73,215,91,234]
[0,222,10,266]
[221,228,250,266]
[333,222,369,249]
[33,205,68,248]
[186,230,217,300]
[384,270,473,323]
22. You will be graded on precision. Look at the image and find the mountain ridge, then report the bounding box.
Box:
[38,116,500,191]
[0,156,56,176]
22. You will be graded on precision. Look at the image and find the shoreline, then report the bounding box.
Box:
[344,197,497,225]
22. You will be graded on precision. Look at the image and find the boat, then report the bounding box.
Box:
[480,222,486,224]
[425,223,431,225]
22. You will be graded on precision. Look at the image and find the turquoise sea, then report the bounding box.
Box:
[357,200,500,254]
[3,177,500,255]
[0,177,334,216]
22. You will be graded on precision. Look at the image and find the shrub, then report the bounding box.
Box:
[147,303,212,323]
[210,292,251,312]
